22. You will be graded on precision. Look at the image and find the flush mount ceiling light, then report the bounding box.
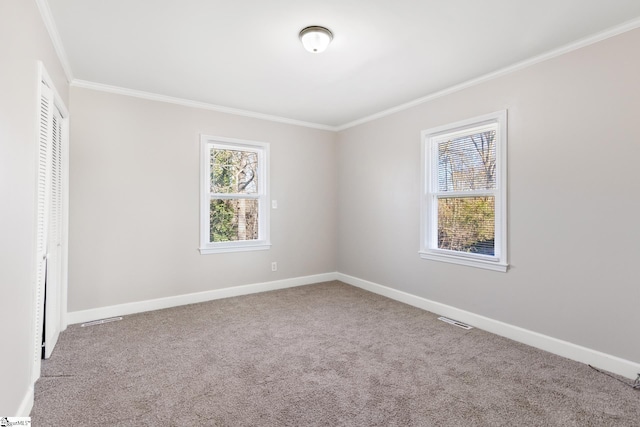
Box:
[299,26,333,53]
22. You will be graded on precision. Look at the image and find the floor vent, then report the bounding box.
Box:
[81,317,123,327]
[438,316,473,330]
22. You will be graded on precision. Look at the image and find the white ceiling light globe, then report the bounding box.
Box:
[299,26,333,53]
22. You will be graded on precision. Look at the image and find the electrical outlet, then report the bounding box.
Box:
[271,262,277,271]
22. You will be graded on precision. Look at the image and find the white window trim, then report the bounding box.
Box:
[199,135,271,254]
[419,110,508,272]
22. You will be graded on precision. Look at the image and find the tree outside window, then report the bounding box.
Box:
[420,111,507,272]
[200,136,270,254]
[210,149,259,242]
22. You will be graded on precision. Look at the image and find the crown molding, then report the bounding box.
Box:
[38,2,640,133]
[335,16,640,131]
[36,0,74,82]
[70,79,337,131]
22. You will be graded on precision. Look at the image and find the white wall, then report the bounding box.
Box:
[337,28,640,363]
[68,88,337,312]
[0,0,69,416]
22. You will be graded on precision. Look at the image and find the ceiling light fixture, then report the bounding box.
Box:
[299,26,333,53]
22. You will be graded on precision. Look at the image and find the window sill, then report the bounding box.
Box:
[200,242,271,255]
[419,250,508,272]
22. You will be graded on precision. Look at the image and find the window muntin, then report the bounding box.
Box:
[200,136,270,254]
[420,111,507,272]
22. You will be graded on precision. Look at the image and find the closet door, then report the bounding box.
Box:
[44,103,63,359]
[34,77,64,377]
[34,82,52,378]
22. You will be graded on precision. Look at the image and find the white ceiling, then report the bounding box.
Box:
[45,0,640,129]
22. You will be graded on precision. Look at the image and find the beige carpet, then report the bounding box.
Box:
[31,281,639,426]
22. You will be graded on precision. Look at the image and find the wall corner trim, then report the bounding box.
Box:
[67,272,339,325]
[336,273,640,380]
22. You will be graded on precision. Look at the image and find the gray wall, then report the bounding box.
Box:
[6,7,637,417]
[0,0,69,415]
[68,88,337,312]
[337,28,640,363]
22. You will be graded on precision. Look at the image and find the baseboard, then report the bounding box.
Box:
[17,385,34,417]
[67,272,338,325]
[65,271,639,380]
[337,273,640,380]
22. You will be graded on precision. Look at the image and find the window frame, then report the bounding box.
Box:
[419,110,508,272]
[199,135,270,254]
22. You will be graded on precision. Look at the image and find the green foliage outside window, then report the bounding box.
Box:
[210,149,259,242]
[438,197,495,254]
[437,130,496,255]
[210,199,237,242]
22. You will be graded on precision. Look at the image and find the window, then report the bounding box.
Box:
[200,135,270,254]
[420,110,508,272]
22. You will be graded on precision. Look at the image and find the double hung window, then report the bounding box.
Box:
[200,136,270,254]
[420,111,508,272]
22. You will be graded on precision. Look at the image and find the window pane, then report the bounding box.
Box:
[438,129,496,191]
[438,197,495,255]
[211,149,258,194]
[210,199,259,242]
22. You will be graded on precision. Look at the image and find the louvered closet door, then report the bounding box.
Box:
[34,79,64,374]
[34,83,53,377]
[44,103,63,359]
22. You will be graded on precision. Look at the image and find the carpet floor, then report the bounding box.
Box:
[31,281,639,426]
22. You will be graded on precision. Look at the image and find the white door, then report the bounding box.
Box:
[34,66,68,379]
[44,102,64,359]
[33,81,53,379]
